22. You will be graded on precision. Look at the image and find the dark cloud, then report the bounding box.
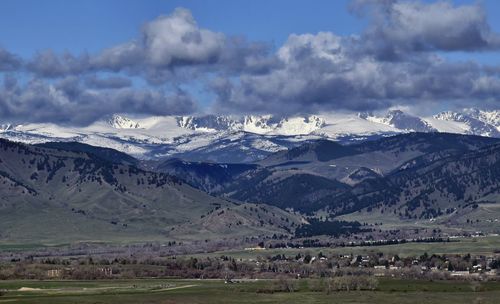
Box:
[0,76,196,125]
[90,41,142,72]
[85,75,132,89]
[26,8,275,82]
[0,48,22,71]
[351,0,500,59]
[213,30,500,114]
[2,2,500,123]
[211,1,500,114]
[23,8,227,79]
[89,7,226,73]
[27,50,90,77]
[219,37,282,75]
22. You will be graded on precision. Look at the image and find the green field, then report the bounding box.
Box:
[1,235,498,261]
[340,201,500,235]
[183,235,500,260]
[0,278,499,304]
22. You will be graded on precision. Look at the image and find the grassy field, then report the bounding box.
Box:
[1,235,498,260]
[183,235,500,260]
[339,201,500,235]
[0,278,499,303]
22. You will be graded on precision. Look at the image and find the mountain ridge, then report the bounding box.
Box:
[0,108,499,163]
[156,133,500,225]
[0,138,301,243]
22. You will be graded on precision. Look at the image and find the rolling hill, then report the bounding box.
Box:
[0,139,301,244]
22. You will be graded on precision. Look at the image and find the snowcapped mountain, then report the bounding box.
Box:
[465,108,500,128]
[360,110,436,132]
[358,108,500,137]
[177,115,240,131]
[0,109,499,162]
[175,114,326,135]
[107,114,141,129]
[0,124,14,132]
[432,110,500,137]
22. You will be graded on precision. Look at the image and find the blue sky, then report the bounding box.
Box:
[2,0,497,57]
[0,0,499,124]
[0,0,360,56]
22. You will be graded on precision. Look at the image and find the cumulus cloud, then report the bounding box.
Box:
[3,2,500,123]
[210,1,500,114]
[25,8,273,83]
[213,29,500,114]
[351,0,500,59]
[143,8,225,66]
[91,8,225,72]
[213,33,385,114]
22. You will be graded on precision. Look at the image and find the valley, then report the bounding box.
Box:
[1,126,500,302]
[3,1,500,302]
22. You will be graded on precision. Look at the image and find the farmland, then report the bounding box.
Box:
[0,278,500,304]
[183,235,500,260]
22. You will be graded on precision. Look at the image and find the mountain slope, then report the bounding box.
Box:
[0,139,301,243]
[326,143,500,231]
[156,158,257,193]
[361,110,436,132]
[259,132,500,181]
[223,170,351,211]
[36,141,139,166]
[151,133,500,217]
[433,111,500,137]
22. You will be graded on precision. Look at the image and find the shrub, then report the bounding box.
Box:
[274,277,298,292]
[326,276,378,293]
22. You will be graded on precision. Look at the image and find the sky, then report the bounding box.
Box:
[0,0,500,125]
[0,0,365,55]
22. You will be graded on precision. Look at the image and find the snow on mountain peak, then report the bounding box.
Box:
[360,110,435,132]
[464,108,500,128]
[0,124,14,132]
[433,111,465,121]
[175,114,326,135]
[176,115,241,131]
[433,110,500,137]
[1,109,500,161]
[274,115,326,135]
[108,115,140,129]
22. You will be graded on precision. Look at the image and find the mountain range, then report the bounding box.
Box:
[1,109,500,243]
[1,108,500,163]
[158,133,500,219]
[155,132,500,239]
[1,131,500,244]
